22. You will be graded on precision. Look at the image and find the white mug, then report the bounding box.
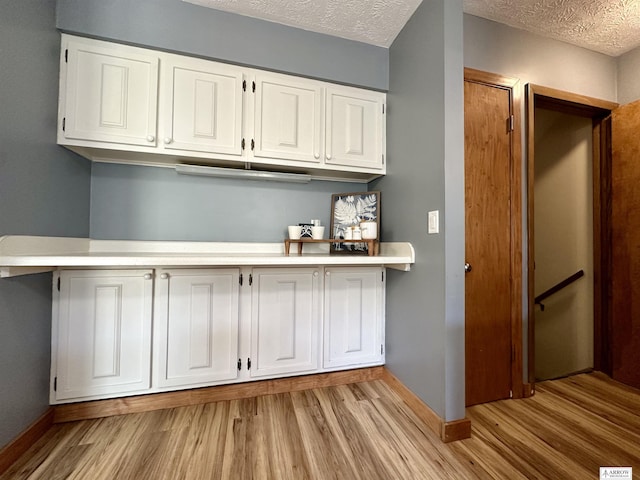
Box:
[288,225,302,239]
[311,226,325,239]
[360,221,377,239]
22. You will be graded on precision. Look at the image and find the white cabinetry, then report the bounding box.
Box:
[250,268,321,377]
[60,36,159,147]
[325,87,385,171]
[253,74,323,164]
[154,269,240,388]
[57,34,386,181]
[53,270,153,401]
[324,267,385,369]
[162,57,244,156]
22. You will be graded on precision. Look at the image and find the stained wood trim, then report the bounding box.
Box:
[381,368,471,443]
[522,382,534,398]
[0,408,54,475]
[54,367,384,423]
[525,84,615,385]
[465,68,524,400]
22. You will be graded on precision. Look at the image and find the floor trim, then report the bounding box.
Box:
[0,408,54,475]
[382,368,471,443]
[54,367,385,423]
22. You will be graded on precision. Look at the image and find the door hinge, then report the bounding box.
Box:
[54,377,57,391]
[62,117,66,132]
[242,80,246,92]
[65,49,68,63]
[57,276,61,291]
[509,115,514,132]
[247,358,252,370]
[239,273,243,286]
[381,344,384,355]
[252,81,256,93]
[382,154,385,165]
[237,358,242,371]
[382,104,385,114]
[249,273,253,286]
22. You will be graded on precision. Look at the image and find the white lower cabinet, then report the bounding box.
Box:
[154,269,240,388]
[324,267,385,369]
[250,268,321,378]
[51,266,383,403]
[52,270,153,402]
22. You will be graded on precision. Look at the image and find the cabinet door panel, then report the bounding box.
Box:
[156,269,240,388]
[324,267,384,368]
[164,60,243,155]
[251,268,320,377]
[55,270,153,400]
[254,75,322,163]
[326,88,384,170]
[63,39,158,146]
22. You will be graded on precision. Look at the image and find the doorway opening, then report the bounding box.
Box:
[526,85,617,386]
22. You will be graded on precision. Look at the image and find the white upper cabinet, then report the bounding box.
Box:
[61,36,159,147]
[325,87,385,171]
[54,270,153,401]
[162,57,244,156]
[250,268,321,378]
[253,74,323,164]
[154,269,240,388]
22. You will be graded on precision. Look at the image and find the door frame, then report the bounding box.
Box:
[525,84,618,386]
[464,68,524,400]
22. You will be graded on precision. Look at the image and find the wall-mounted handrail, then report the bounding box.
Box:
[535,269,584,311]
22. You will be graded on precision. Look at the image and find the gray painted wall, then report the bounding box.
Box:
[464,15,617,102]
[371,0,465,421]
[0,0,91,448]
[56,0,389,91]
[90,164,361,241]
[618,46,640,105]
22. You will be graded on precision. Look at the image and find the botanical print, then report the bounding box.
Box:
[330,192,380,253]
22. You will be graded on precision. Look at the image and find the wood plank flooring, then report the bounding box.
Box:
[2,372,639,479]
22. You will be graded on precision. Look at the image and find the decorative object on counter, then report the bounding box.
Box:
[311,226,325,239]
[288,225,302,239]
[360,221,378,239]
[330,191,380,254]
[299,223,313,238]
[284,238,378,257]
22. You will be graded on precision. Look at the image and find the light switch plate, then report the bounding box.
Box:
[428,210,439,234]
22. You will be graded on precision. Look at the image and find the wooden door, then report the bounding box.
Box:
[611,99,640,389]
[464,78,515,406]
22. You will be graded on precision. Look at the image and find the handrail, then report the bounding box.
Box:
[535,270,584,311]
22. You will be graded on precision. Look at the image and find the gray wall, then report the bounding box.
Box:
[0,0,91,448]
[618,46,640,105]
[372,0,465,421]
[464,15,617,102]
[56,0,388,91]
[90,164,361,241]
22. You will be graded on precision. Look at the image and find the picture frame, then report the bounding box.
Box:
[330,191,380,254]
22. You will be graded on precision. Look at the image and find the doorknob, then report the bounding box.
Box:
[464,263,472,273]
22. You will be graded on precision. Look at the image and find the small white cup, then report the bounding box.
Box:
[311,226,325,239]
[288,225,302,239]
[360,221,377,239]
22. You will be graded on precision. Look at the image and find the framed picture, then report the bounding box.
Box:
[330,191,380,254]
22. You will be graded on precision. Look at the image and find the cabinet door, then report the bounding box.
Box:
[62,36,159,147]
[253,74,323,163]
[251,268,321,377]
[155,269,240,388]
[325,87,385,171]
[162,58,244,155]
[324,267,384,368]
[55,270,153,401]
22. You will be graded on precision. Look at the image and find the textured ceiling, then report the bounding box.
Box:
[464,0,640,56]
[183,0,423,47]
[183,0,640,56]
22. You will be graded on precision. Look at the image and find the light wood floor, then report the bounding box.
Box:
[2,372,639,479]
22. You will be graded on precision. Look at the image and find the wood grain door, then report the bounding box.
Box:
[611,99,640,389]
[464,79,514,406]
